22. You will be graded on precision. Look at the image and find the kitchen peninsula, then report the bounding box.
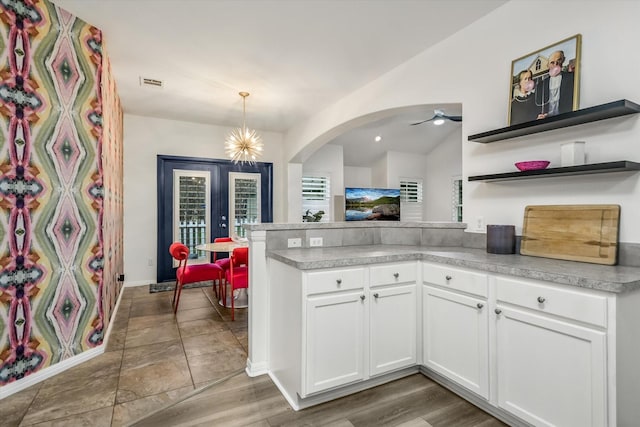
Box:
[244,222,640,427]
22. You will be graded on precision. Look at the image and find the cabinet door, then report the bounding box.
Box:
[496,306,606,427]
[370,284,417,376]
[422,285,489,399]
[304,291,366,396]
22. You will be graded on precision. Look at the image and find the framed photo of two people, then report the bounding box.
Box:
[509,34,581,126]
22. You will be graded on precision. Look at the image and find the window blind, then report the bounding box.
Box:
[452,178,463,222]
[400,179,423,221]
[302,175,331,222]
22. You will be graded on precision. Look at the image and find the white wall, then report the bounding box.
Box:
[371,154,388,188]
[302,144,344,222]
[123,114,285,285]
[283,1,640,242]
[302,144,344,195]
[344,166,372,188]
[386,151,428,189]
[425,130,463,221]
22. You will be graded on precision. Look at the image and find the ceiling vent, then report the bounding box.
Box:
[139,77,164,88]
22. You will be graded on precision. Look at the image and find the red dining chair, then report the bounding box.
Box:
[213,237,233,297]
[169,242,223,314]
[224,247,249,321]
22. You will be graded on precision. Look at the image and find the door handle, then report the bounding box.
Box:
[220,223,227,228]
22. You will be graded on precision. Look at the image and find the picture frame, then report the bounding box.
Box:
[508,34,581,126]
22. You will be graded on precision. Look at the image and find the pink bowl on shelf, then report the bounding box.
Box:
[515,160,550,171]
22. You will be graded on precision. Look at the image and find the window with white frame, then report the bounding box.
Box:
[302,174,331,222]
[452,176,463,222]
[400,178,423,221]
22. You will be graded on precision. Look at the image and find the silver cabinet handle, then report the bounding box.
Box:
[495,308,502,315]
[360,295,365,301]
[445,275,452,281]
[373,293,379,298]
[336,279,342,285]
[537,296,546,303]
[477,303,484,309]
[393,272,399,279]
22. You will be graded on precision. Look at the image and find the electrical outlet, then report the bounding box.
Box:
[147,258,153,266]
[288,238,302,248]
[310,237,323,247]
[476,216,485,231]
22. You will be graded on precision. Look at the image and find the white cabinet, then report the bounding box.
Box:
[422,263,489,399]
[268,255,634,423]
[369,262,418,376]
[304,290,366,395]
[495,276,608,427]
[423,285,489,398]
[300,262,418,397]
[369,283,417,376]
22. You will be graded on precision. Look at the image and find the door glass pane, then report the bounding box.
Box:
[229,172,260,238]
[173,170,210,265]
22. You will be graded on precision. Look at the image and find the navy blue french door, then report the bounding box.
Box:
[156,155,272,283]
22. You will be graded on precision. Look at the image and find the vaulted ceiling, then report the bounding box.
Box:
[53,0,506,164]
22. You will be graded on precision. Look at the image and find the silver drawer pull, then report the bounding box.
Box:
[495,308,502,315]
[393,273,399,279]
[537,296,546,304]
[360,295,365,301]
[373,293,379,298]
[336,279,342,285]
[445,275,452,281]
[476,303,484,309]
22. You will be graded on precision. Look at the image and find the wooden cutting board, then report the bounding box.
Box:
[520,205,620,265]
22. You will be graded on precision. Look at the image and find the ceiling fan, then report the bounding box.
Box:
[411,109,462,126]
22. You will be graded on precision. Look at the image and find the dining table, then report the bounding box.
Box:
[196,240,249,308]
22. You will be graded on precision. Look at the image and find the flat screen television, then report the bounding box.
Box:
[345,187,400,221]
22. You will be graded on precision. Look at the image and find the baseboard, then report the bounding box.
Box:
[245,358,268,377]
[0,346,105,399]
[419,366,532,427]
[0,285,127,400]
[270,366,419,411]
[268,372,301,410]
[101,285,125,349]
[125,280,152,287]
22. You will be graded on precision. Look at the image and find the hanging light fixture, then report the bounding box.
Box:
[225,91,263,164]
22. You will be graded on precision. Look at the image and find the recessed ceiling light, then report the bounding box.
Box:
[433,118,445,126]
[374,135,382,142]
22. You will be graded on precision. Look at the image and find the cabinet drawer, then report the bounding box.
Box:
[496,276,608,328]
[306,267,365,295]
[370,262,417,287]
[422,263,488,298]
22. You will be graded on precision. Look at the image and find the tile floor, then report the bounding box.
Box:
[1,285,504,427]
[1,285,249,426]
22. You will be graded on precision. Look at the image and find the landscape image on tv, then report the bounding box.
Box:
[345,187,401,221]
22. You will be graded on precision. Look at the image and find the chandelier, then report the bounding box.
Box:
[225,91,263,164]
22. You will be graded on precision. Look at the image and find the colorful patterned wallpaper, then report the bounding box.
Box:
[0,0,123,386]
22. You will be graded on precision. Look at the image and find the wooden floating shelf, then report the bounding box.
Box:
[468,99,640,143]
[468,161,640,182]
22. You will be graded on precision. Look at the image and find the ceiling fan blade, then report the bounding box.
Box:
[445,115,462,122]
[410,115,436,126]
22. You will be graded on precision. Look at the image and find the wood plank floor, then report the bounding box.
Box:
[132,372,506,427]
[1,285,506,427]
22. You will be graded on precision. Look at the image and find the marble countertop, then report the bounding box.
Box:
[267,245,640,294]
